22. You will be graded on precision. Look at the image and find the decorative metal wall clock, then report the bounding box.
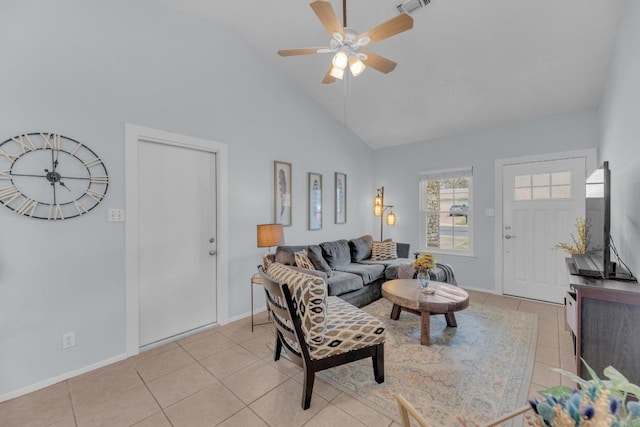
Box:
[0,132,108,220]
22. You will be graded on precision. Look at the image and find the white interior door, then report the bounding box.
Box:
[502,157,585,303]
[138,140,217,347]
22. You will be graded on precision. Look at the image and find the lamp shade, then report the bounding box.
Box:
[332,50,348,70]
[349,56,366,77]
[257,224,284,248]
[374,193,383,216]
[386,211,397,226]
[330,66,345,80]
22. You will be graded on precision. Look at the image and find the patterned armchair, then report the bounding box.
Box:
[258,264,385,409]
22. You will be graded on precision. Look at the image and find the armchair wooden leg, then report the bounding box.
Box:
[274,332,283,361]
[373,343,384,383]
[302,367,315,409]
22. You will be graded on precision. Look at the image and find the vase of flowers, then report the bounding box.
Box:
[413,253,435,290]
[528,361,640,426]
[553,217,590,255]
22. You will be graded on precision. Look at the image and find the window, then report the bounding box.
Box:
[419,167,473,255]
[513,171,572,201]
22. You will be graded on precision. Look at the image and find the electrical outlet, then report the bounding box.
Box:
[62,332,75,349]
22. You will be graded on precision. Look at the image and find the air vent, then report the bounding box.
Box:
[396,0,430,14]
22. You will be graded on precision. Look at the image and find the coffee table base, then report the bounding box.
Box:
[389,304,458,346]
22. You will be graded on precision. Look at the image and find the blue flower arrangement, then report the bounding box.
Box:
[528,362,640,426]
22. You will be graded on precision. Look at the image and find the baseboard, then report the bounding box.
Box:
[226,307,267,324]
[1,307,271,403]
[0,353,128,403]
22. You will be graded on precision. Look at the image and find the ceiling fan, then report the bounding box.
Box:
[277,0,414,84]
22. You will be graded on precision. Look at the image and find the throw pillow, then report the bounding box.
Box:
[349,235,373,262]
[294,249,316,270]
[275,245,306,266]
[307,245,333,277]
[319,239,351,268]
[371,241,398,261]
[262,253,274,270]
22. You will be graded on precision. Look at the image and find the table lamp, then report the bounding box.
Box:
[257,223,284,254]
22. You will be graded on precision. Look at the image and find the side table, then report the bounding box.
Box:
[251,273,270,332]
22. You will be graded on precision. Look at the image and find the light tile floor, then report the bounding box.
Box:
[0,290,576,427]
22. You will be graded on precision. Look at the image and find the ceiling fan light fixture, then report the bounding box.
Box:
[332,50,349,70]
[329,66,345,80]
[349,56,366,77]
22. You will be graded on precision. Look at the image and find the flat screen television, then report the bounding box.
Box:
[574,162,612,277]
[573,161,634,280]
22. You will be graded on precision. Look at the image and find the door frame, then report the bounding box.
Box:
[124,124,229,357]
[493,148,596,296]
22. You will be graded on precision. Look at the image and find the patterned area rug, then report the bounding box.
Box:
[317,298,537,426]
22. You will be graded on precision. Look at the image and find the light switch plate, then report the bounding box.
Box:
[108,209,125,222]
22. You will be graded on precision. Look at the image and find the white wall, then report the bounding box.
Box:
[599,0,640,279]
[371,110,600,291]
[0,0,375,397]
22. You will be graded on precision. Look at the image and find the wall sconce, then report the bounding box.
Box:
[373,186,397,240]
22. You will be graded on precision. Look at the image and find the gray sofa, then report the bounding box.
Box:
[269,235,454,308]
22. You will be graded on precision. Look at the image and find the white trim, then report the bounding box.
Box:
[418,166,473,181]
[493,148,597,295]
[0,353,127,403]
[125,124,229,357]
[418,168,474,256]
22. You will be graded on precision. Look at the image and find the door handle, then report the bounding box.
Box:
[209,237,215,243]
[504,234,516,239]
[209,250,217,256]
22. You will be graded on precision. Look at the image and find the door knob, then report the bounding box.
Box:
[209,250,217,256]
[504,234,516,239]
[209,237,215,243]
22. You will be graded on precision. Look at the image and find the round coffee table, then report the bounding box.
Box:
[381,279,469,346]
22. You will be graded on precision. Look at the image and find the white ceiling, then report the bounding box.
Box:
[143,0,626,149]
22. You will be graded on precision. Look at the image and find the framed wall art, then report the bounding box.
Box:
[335,172,347,224]
[308,172,322,230]
[274,160,292,226]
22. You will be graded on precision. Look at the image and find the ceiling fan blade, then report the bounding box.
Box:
[322,64,337,84]
[310,1,345,40]
[278,48,327,57]
[361,51,397,74]
[357,14,413,46]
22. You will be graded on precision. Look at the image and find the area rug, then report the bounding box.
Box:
[317,298,538,426]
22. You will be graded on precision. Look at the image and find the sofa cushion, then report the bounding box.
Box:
[309,296,385,360]
[326,271,364,296]
[349,235,373,262]
[294,249,316,270]
[371,241,397,261]
[307,245,332,277]
[265,262,327,345]
[334,263,385,284]
[275,246,306,266]
[359,257,411,267]
[320,239,351,268]
[288,265,328,282]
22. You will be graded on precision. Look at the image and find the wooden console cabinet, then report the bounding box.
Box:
[565,259,640,384]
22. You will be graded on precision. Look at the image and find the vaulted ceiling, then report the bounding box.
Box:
[144,0,627,149]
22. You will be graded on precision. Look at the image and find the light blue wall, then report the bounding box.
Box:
[599,0,640,279]
[0,0,375,397]
[372,110,600,291]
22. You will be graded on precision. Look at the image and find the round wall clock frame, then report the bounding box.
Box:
[0,132,108,220]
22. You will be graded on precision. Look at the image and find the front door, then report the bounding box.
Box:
[502,157,586,303]
[138,140,217,347]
